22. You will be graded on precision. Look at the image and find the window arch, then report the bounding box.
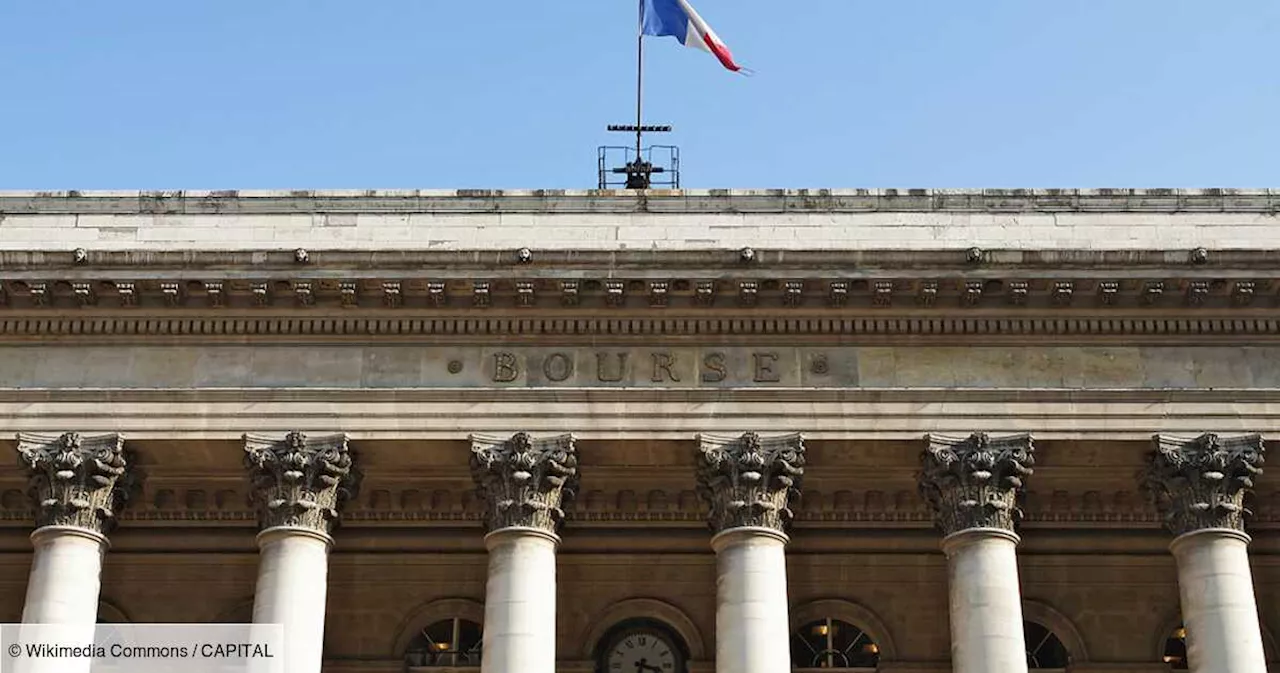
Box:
[1025,621,1070,669]
[403,617,483,668]
[790,617,880,670]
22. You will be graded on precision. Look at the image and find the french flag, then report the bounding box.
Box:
[642,0,746,73]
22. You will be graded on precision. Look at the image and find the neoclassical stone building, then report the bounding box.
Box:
[0,189,1275,673]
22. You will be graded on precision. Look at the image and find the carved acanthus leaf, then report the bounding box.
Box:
[17,432,138,535]
[469,432,579,535]
[696,432,805,534]
[919,432,1035,536]
[1141,433,1265,536]
[243,431,361,535]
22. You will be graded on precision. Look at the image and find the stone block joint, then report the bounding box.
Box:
[16,431,138,535]
[469,432,579,535]
[243,431,361,535]
[919,432,1035,536]
[696,432,806,535]
[1141,432,1265,536]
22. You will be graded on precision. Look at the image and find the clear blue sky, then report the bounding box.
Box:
[1,0,1277,190]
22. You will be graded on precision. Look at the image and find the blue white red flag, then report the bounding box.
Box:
[641,0,746,73]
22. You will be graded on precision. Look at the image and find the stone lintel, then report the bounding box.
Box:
[919,432,1035,536]
[695,432,806,535]
[15,431,137,535]
[243,431,361,536]
[1142,432,1265,536]
[469,432,579,536]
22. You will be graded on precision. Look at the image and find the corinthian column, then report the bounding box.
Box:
[244,432,360,673]
[919,432,1035,673]
[696,432,805,673]
[14,432,136,673]
[1141,433,1267,673]
[470,432,578,673]
[16,432,136,624]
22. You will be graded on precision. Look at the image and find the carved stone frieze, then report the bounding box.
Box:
[243,431,361,535]
[1141,433,1265,536]
[469,432,579,535]
[695,432,805,535]
[919,432,1035,536]
[16,432,137,535]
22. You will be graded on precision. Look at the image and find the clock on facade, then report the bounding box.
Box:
[602,626,684,673]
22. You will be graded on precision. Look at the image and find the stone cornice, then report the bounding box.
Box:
[2,188,1279,214]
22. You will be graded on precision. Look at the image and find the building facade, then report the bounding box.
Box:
[0,189,1275,673]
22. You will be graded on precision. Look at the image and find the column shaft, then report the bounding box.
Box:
[252,528,331,673]
[21,527,106,625]
[1171,529,1267,673]
[244,431,360,673]
[1142,433,1267,673]
[481,529,558,673]
[943,529,1028,673]
[711,528,790,673]
[470,432,578,673]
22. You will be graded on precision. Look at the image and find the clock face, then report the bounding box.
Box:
[605,629,680,673]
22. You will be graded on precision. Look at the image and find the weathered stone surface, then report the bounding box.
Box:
[919,433,1035,536]
[469,433,579,535]
[1141,433,1265,536]
[3,345,1280,390]
[16,432,137,534]
[243,431,361,535]
[1,189,1277,251]
[696,432,805,534]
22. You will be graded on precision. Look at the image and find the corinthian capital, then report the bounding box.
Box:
[696,432,805,535]
[919,433,1035,536]
[16,432,138,535]
[469,433,579,535]
[243,432,360,535]
[1142,433,1265,536]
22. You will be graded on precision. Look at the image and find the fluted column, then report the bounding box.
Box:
[919,433,1035,673]
[1141,433,1267,673]
[696,432,805,673]
[470,432,579,673]
[244,432,360,673]
[15,432,137,673]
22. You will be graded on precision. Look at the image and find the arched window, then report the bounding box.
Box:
[790,618,880,670]
[1025,621,1070,669]
[404,618,482,668]
[1161,625,1188,670]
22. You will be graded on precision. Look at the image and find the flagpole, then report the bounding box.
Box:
[635,0,644,163]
